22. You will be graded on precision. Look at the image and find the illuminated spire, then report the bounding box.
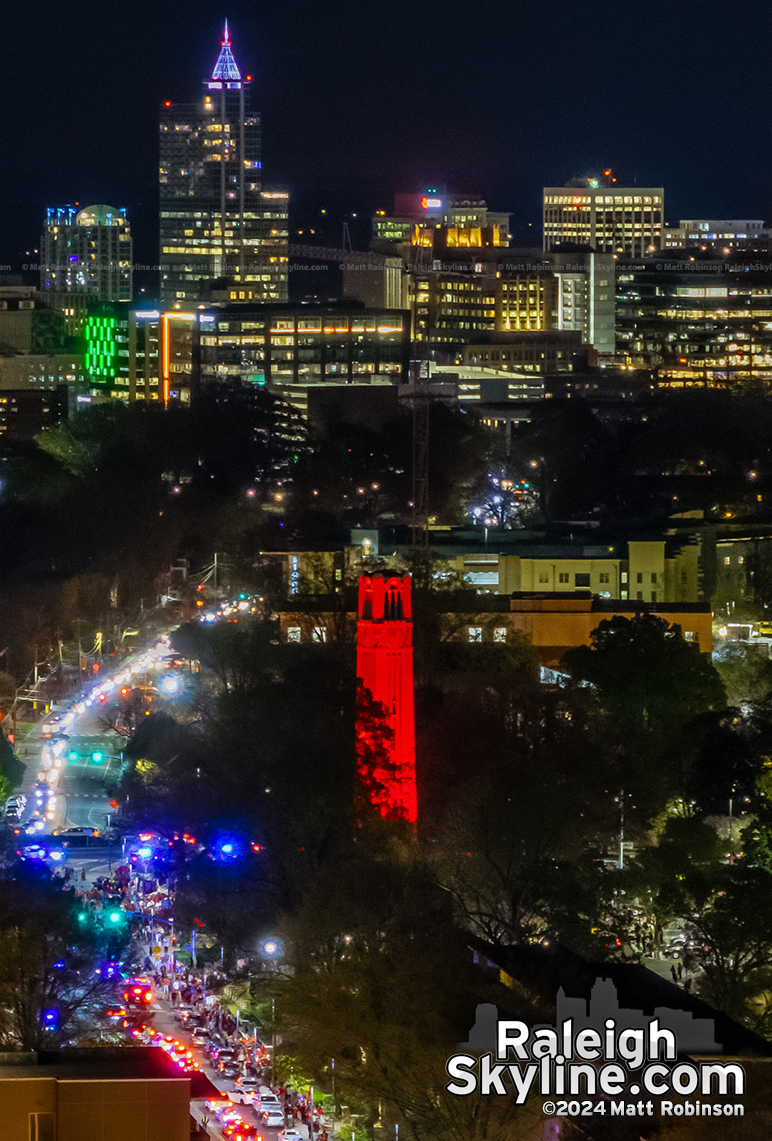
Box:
[211,19,241,81]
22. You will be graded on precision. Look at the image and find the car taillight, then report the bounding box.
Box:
[144,993,152,1002]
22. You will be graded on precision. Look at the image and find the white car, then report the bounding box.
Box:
[228,1087,257,1105]
[262,1110,286,1128]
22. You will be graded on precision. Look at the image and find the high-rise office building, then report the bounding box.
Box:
[40,204,133,331]
[159,22,288,309]
[543,176,664,257]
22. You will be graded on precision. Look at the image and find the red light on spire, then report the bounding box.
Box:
[602,168,611,177]
[164,101,171,107]
[246,75,252,81]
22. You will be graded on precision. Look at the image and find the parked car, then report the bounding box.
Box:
[261,1108,286,1128]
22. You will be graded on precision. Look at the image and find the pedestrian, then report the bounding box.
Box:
[684,978,692,994]
[677,962,683,981]
[670,965,678,984]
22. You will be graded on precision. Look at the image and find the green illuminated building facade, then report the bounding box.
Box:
[82,309,129,394]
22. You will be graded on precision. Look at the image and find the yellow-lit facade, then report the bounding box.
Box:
[543,187,664,257]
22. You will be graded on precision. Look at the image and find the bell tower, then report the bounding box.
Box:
[356,574,417,822]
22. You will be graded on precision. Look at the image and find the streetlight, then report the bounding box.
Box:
[330,1058,335,1141]
[260,939,282,1082]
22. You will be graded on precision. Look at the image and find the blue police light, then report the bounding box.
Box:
[221,843,233,854]
[137,846,152,859]
[53,960,66,970]
[43,1007,59,1030]
[160,674,181,696]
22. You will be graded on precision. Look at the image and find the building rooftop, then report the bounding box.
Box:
[0,1046,217,1098]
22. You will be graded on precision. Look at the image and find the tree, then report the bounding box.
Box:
[0,734,25,804]
[0,871,131,1049]
[563,613,727,818]
[425,685,618,954]
[274,853,551,1141]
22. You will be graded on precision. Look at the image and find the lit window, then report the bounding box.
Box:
[287,627,301,643]
[493,628,507,643]
[312,626,327,643]
[724,556,731,566]
[468,627,483,643]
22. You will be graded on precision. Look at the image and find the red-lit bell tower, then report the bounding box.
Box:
[356,574,417,823]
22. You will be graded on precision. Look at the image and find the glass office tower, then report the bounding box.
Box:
[159,23,288,308]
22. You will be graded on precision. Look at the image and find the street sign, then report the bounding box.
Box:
[151,945,161,955]
[183,943,192,953]
[109,799,119,809]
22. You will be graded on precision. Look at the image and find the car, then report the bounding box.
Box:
[224,1123,258,1139]
[191,1026,209,1044]
[278,1130,305,1141]
[261,1110,286,1128]
[174,1005,194,1023]
[228,1087,258,1105]
[56,826,99,836]
[122,978,154,1007]
[204,1098,230,1115]
[216,1105,243,1123]
[758,621,772,637]
[5,804,23,820]
[19,840,66,863]
[220,1061,241,1079]
[6,795,27,808]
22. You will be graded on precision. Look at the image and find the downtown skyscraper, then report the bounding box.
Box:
[159,23,288,309]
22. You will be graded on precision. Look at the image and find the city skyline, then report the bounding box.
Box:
[1,0,771,273]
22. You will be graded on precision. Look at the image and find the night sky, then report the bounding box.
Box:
[2,0,771,273]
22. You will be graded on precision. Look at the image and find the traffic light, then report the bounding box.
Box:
[67,749,79,761]
[108,910,122,924]
[91,750,104,764]
[78,911,88,924]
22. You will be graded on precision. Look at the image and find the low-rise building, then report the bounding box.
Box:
[662,220,769,252]
[463,330,586,373]
[278,590,712,669]
[0,1047,195,1141]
